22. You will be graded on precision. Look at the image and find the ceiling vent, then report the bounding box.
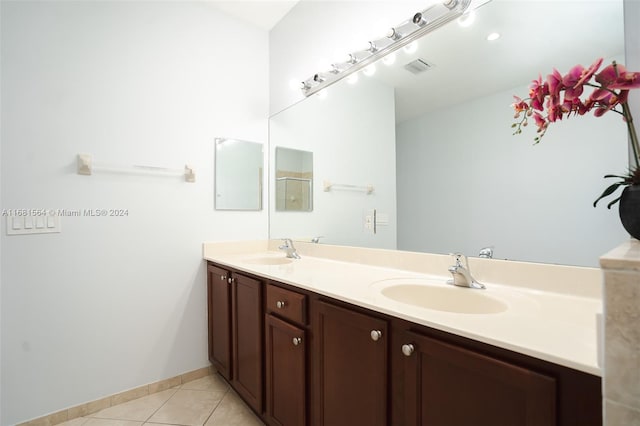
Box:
[403,59,434,74]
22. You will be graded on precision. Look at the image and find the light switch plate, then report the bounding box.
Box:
[6,213,61,235]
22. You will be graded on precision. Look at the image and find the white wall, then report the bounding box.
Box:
[625,0,640,166]
[0,2,268,424]
[270,77,397,248]
[269,0,434,115]
[396,82,629,267]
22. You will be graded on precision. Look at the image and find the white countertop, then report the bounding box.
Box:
[203,240,603,376]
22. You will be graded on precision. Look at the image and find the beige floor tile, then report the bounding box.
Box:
[180,374,229,393]
[204,390,264,426]
[83,419,143,426]
[89,388,177,422]
[57,419,87,426]
[147,389,225,426]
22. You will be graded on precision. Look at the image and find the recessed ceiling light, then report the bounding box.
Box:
[487,32,501,41]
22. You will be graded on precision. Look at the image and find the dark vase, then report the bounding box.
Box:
[619,185,640,240]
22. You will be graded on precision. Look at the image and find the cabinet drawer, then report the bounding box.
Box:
[266,283,307,325]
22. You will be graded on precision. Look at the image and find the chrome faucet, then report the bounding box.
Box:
[279,238,301,259]
[447,253,485,289]
[478,246,494,259]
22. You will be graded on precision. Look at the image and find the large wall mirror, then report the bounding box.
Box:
[269,0,628,267]
[215,138,263,210]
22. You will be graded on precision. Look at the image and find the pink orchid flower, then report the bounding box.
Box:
[609,71,640,89]
[547,68,564,98]
[596,62,626,87]
[575,57,603,87]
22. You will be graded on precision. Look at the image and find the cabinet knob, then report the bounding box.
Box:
[402,344,415,356]
[292,337,302,346]
[220,275,226,281]
[370,330,383,341]
[227,277,233,284]
[276,300,286,309]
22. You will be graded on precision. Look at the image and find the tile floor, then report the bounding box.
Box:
[58,374,264,426]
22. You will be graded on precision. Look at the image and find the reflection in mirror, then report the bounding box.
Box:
[269,0,627,267]
[275,147,314,211]
[214,138,263,211]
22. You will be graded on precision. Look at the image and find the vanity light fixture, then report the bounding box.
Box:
[412,12,428,27]
[299,0,472,96]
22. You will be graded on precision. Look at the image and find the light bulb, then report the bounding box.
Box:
[382,52,396,66]
[289,79,303,91]
[316,89,328,99]
[487,32,501,41]
[403,41,418,54]
[347,73,359,84]
[363,64,376,76]
[457,10,475,27]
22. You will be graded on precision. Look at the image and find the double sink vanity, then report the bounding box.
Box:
[203,240,603,426]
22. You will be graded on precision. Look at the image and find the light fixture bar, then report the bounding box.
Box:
[301,0,472,97]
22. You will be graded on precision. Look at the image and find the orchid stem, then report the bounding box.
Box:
[621,102,640,169]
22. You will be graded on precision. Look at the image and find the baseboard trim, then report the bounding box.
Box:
[18,365,216,426]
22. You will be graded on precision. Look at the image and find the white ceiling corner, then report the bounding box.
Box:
[206,1,300,31]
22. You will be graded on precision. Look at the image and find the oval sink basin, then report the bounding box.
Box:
[380,283,508,314]
[243,256,293,265]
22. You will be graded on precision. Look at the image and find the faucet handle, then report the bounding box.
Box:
[479,246,494,259]
[449,252,466,267]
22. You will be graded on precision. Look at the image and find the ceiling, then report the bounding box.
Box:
[370,0,625,123]
[206,1,300,30]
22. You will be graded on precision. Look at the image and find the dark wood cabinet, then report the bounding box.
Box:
[206,261,602,426]
[398,330,556,426]
[265,314,306,426]
[231,273,263,413]
[206,264,263,414]
[207,264,232,379]
[312,300,388,426]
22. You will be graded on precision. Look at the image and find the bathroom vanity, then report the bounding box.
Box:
[204,241,602,426]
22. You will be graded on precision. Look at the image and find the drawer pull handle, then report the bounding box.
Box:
[402,344,415,356]
[276,300,286,309]
[292,337,302,346]
[370,330,383,341]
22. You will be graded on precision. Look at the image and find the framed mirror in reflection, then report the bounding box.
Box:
[269,0,629,267]
[214,138,263,211]
[275,147,314,211]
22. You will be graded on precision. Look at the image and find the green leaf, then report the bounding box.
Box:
[593,182,625,207]
[606,196,622,209]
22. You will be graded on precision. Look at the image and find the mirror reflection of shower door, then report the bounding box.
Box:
[275,147,313,212]
[276,176,312,211]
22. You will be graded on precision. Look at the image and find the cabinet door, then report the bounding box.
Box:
[313,300,388,426]
[265,314,306,426]
[400,330,556,426]
[232,273,264,414]
[207,264,232,380]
